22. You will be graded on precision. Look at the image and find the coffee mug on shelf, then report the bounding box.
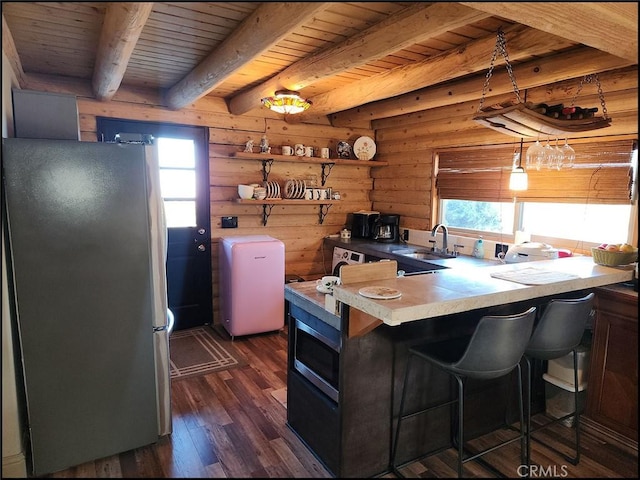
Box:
[282,145,292,155]
[294,144,305,156]
[320,147,330,159]
[304,146,314,157]
[304,188,313,200]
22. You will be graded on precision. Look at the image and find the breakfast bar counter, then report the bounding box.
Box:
[331,256,633,326]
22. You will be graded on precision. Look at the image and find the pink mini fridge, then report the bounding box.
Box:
[219,235,285,337]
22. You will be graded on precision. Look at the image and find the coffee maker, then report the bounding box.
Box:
[372,214,400,243]
[351,211,380,239]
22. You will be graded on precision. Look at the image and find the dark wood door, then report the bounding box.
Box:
[97,118,213,330]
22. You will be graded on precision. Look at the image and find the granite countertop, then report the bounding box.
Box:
[328,256,633,327]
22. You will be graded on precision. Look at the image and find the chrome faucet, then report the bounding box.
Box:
[431,223,448,254]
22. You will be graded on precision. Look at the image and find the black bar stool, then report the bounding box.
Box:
[523,292,595,466]
[391,306,537,478]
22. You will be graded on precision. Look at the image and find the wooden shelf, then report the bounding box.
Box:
[473,102,612,138]
[232,151,388,166]
[235,199,337,205]
[235,198,337,226]
[231,149,380,225]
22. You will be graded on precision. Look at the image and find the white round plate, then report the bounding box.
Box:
[358,286,401,299]
[353,136,376,160]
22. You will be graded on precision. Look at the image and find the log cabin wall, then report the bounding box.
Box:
[371,65,639,233]
[27,78,375,324]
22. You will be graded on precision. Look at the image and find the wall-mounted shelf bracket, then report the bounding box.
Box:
[318,204,332,224]
[261,159,274,182]
[320,162,335,186]
[262,203,275,226]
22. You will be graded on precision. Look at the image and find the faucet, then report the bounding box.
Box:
[431,223,448,254]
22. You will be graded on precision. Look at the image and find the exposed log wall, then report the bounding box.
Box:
[372,66,638,232]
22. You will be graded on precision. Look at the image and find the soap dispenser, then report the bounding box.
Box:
[473,236,484,259]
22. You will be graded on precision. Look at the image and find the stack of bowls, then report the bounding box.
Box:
[253,187,267,200]
[238,184,254,199]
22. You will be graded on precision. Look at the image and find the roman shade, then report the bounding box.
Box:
[436,139,636,204]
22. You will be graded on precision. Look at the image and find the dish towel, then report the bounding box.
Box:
[490,267,580,285]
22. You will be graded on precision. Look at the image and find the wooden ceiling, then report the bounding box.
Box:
[2,2,637,126]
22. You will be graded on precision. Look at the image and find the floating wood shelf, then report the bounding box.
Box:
[232,151,388,166]
[234,198,336,226]
[473,102,612,138]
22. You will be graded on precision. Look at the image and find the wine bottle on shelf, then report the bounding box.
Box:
[530,103,564,117]
[563,106,598,120]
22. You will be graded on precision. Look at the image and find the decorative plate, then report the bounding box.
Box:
[337,141,352,159]
[358,286,402,299]
[353,136,376,160]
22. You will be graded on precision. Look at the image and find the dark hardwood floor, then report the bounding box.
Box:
[45,326,637,478]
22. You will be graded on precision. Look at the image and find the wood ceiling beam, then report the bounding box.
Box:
[298,24,575,120]
[332,47,634,128]
[459,2,638,64]
[165,2,331,111]
[228,2,491,116]
[92,2,153,101]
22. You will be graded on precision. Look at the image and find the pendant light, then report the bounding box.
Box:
[509,138,528,191]
[261,90,311,115]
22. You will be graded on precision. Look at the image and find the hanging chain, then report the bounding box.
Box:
[478,29,521,112]
[569,73,609,119]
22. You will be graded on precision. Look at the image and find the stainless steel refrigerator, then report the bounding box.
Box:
[2,138,172,476]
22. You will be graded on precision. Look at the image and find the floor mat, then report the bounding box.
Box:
[170,325,247,380]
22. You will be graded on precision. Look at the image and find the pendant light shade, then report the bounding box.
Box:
[261,90,311,115]
[509,139,528,191]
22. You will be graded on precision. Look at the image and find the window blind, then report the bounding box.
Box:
[436,139,636,204]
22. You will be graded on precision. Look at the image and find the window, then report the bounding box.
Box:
[157,137,197,227]
[436,139,637,248]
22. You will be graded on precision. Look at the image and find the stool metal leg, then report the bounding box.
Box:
[454,374,464,478]
[571,348,581,464]
[525,348,581,467]
[391,353,415,477]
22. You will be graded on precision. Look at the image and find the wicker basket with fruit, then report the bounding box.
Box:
[591,243,638,266]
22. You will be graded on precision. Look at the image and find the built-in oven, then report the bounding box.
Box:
[290,306,341,403]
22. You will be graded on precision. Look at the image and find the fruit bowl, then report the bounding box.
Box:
[591,247,638,266]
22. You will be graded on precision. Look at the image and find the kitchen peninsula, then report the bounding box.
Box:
[284,257,634,478]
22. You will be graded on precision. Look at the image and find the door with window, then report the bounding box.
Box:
[97,118,213,330]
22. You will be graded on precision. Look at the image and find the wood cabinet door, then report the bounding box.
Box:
[586,289,638,442]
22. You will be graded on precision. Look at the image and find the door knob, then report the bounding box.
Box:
[197,244,206,252]
[198,228,206,235]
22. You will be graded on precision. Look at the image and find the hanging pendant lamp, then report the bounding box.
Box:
[261,90,311,115]
[509,138,528,191]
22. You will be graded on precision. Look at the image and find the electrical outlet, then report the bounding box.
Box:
[495,243,509,258]
[402,229,409,241]
[221,216,238,228]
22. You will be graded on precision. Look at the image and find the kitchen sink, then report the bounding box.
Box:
[392,248,456,260]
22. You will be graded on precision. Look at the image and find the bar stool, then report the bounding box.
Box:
[391,306,536,478]
[523,292,595,466]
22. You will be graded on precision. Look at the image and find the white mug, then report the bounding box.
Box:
[304,188,313,200]
[313,188,323,200]
[294,144,305,156]
[320,147,330,159]
[282,145,292,155]
[305,146,314,157]
[317,275,340,292]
